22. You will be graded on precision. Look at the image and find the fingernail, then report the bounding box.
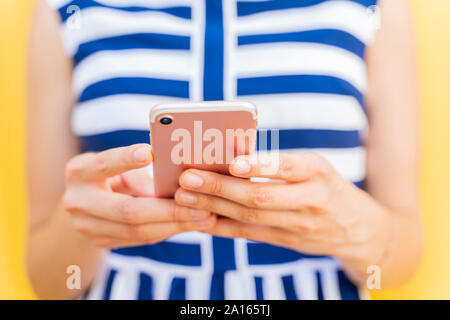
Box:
[134,145,151,163]
[196,217,213,228]
[233,158,251,174]
[182,172,204,188]
[179,192,198,205]
[189,209,209,219]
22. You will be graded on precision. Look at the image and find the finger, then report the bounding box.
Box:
[179,169,313,210]
[64,187,212,224]
[90,236,167,249]
[108,175,131,195]
[229,152,333,182]
[112,167,154,197]
[203,217,296,248]
[72,212,216,244]
[71,212,134,239]
[89,236,150,249]
[175,189,321,232]
[66,144,152,182]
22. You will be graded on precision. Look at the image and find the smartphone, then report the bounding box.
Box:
[150,101,258,198]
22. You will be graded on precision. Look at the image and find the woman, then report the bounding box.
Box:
[26,0,422,299]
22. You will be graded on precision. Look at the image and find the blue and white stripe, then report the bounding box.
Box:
[47,0,378,300]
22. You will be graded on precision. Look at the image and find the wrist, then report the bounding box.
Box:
[337,192,394,282]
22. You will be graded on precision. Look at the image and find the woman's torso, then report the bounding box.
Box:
[48,0,377,300]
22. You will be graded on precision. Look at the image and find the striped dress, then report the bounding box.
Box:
[47,0,379,300]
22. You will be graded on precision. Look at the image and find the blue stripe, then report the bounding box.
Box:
[258,129,362,150]
[238,29,365,59]
[337,270,360,300]
[238,75,364,107]
[315,271,325,300]
[209,272,226,300]
[80,130,149,152]
[212,236,236,271]
[209,237,236,299]
[203,1,236,300]
[137,273,154,300]
[237,0,378,16]
[254,276,264,300]
[203,0,224,100]
[112,242,202,267]
[282,275,298,300]
[74,33,190,65]
[79,77,189,103]
[247,243,325,265]
[58,0,191,22]
[168,277,186,300]
[79,129,361,153]
[102,269,117,300]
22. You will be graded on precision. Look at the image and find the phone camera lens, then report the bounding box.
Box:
[160,117,173,125]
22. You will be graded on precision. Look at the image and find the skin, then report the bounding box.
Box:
[26,0,422,299]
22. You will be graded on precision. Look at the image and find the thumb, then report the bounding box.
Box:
[111,167,155,197]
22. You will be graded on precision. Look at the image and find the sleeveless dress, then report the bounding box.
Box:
[47,0,378,300]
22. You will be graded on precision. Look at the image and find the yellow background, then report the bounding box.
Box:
[0,0,449,299]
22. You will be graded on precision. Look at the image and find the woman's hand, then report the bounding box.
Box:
[63,143,216,249]
[175,152,391,275]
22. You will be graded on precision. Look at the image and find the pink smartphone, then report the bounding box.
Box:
[150,101,258,198]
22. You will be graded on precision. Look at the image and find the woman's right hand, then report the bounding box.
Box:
[62,143,216,249]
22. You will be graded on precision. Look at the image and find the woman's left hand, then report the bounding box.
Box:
[175,152,391,271]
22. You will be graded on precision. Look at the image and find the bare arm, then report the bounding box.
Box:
[26,0,105,299]
[361,0,423,286]
[26,0,216,300]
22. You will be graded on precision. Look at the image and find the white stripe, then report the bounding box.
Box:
[261,274,285,300]
[288,259,341,300]
[241,93,367,131]
[94,0,193,7]
[223,0,238,99]
[294,264,319,300]
[166,231,210,244]
[190,0,205,100]
[197,234,214,300]
[73,93,367,135]
[73,49,193,95]
[109,267,139,300]
[285,148,366,182]
[235,42,367,92]
[185,273,206,300]
[46,0,71,9]
[61,7,193,56]
[320,267,342,300]
[224,271,252,299]
[153,272,172,300]
[72,95,188,136]
[229,239,256,300]
[235,0,376,44]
